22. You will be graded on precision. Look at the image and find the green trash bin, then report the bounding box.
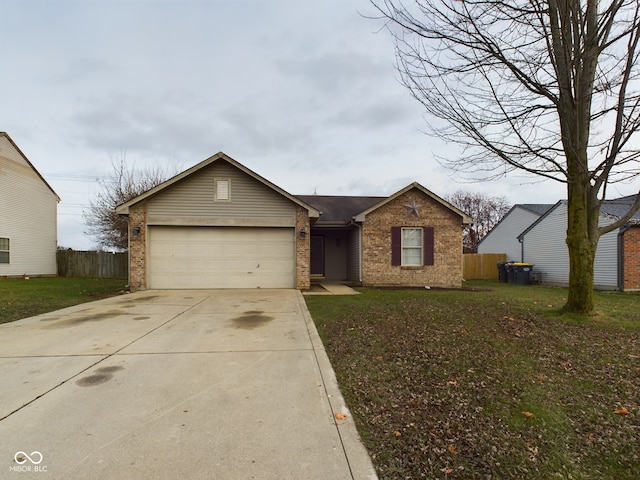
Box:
[511,263,534,285]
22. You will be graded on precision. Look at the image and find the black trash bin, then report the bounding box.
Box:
[505,262,516,283]
[497,261,508,283]
[511,263,534,285]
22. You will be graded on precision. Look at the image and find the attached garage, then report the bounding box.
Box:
[148,226,295,289]
[116,153,319,292]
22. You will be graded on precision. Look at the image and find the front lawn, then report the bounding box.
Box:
[0,277,127,324]
[306,282,640,479]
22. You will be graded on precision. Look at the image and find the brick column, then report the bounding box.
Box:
[128,202,147,292]
[623,226,640,291]
[295,206,310,289]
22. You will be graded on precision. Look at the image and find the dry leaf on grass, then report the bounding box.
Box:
[522,411,535,418]
[614,407,629,415]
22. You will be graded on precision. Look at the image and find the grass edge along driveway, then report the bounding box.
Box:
[305,282,640,480]
[0,277,127,324]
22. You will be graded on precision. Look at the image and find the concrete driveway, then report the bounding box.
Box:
[0,290,377,479]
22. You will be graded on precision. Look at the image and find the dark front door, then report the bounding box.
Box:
[310,235,325,276]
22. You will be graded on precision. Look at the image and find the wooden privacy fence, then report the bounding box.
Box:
[57,250,128,278]
[463,253,507,280]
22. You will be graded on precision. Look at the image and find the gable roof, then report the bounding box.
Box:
[517,203,555,216]
[600,195,640,223]
[0,132,60,202]
[517,196,640,241]
[353,182,473,224]
[296,195,385,225]
[116,152,320,217]
[517,200,564,240]
[478,203,553,245]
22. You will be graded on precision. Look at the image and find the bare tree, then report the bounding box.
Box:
[372,0,640,313]
[446,191,511,252]
[84,157,177,251]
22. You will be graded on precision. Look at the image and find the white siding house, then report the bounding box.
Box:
[518,201,629,290]
[478,204,553,261]
[0,133,60,277]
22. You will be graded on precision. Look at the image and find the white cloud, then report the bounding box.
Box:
[1,0,637,249]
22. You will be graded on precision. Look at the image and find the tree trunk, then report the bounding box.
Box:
[563,180,599,314]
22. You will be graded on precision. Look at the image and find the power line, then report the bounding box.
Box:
[43,173,106,182]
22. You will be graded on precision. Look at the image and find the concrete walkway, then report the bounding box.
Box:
[303,283,361,296]
[0,290,377,479]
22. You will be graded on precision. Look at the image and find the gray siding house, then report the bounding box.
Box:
[518,197,640,290]
[477,204,553,261]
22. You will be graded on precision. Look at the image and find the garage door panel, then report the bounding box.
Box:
[149,227,294,289]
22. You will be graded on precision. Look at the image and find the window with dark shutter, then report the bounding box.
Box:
[391,227,402,266]
[423,227,434,266]
[402,228,423,265]
[390,227,435,266]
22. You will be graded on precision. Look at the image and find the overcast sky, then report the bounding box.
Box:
[2,0,636,249]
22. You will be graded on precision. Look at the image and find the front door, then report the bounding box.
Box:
[310,235,325,276]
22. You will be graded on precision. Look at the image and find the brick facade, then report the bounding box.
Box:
[361,190,463,288]
[623,225,640,291]
[295,206,311,289]
[128,202,147,292]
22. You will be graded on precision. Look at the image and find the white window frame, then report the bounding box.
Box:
[401,227,423,266]
[214,178,231,202]
[0,237,9,264]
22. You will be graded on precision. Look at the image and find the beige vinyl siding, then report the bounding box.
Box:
[0,142,58,276]
[147,162,296,226]
[0,136,31,167]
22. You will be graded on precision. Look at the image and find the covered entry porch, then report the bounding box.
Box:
[309,226,361,283]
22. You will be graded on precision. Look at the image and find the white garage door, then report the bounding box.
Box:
[149,226,295,289]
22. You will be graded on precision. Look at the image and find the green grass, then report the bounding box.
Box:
[306,282,640,480]
[0,277,127,324]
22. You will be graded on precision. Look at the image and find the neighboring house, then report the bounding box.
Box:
[477,204,554,261]
[116,153,472,291]
[518,196,640,291]
[0,132,60,277]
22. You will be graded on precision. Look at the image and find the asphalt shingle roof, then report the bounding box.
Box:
[296,195,385,224]
[601,195,640,221]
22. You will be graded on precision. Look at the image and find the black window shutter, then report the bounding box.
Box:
[391,227,401,266]
[424,227,434,266]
